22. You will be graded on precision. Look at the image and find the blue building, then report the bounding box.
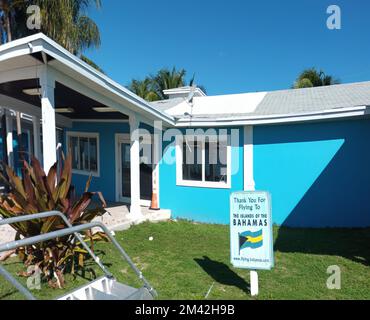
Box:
[1,34,370,228]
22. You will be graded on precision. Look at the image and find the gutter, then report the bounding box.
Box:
[174,106,370,127]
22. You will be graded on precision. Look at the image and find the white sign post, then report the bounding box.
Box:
[230,191,274,296]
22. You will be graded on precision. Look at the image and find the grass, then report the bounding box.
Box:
[1,220,369,300]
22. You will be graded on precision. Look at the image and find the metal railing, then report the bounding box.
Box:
[0,211,157,300]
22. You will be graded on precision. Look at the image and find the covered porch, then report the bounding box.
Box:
[0,33,174,219]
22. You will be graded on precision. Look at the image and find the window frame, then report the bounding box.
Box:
[66,131,100,177]
[176,135,231,189]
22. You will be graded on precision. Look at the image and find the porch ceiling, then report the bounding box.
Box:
[0,79,128,120]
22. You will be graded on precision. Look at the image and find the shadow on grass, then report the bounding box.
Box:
[274,227,370,267]
[194,256,250,295]
[0,290,19,300]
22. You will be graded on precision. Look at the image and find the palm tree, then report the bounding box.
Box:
[129,78,160,102]
[0,0,103,161]
[1,1,102,64]
[152,67,187,100]
[129,67,207,101]
[294,68,339,88]
[35,0,101,54]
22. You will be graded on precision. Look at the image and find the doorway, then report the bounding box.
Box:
[115,134,153,206]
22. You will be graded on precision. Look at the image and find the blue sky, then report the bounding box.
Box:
[86,0,370,95]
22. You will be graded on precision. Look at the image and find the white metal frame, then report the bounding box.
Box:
[66,131,100,177]
[176,134,231,189]
[115,133,154,206]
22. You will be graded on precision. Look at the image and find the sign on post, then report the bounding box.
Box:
[230,191,274,271]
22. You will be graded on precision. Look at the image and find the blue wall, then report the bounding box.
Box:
[66,122,130,202]
[159,119,370,228]
[0,131,31,176]
[254,118,370,228]
[66,121,154,202]
[68,118,370,228]
[159,127,244,224]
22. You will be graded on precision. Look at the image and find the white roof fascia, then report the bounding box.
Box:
[174,106,370,127]
[163,87,206,97]
[0,33,175,126]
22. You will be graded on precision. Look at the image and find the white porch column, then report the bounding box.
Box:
[5,109,14,167]
[32,116,41,161]
[129,114,142,218]
[151,121,162,209]
[40,68,56,173]
[244,126,255,191]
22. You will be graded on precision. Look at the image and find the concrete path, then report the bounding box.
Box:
[0,204,171,246]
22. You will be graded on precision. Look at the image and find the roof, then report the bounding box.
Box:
[0,33,175,126]
[151,97,188,112]
[1,33,369,128]
[151,81,370,126]
[254,81,370,116]
[163,86,206,98]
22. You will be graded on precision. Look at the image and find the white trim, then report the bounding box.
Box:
[129,115,142,216]
[0,33,175,125]
[176,135,231,189]
[39,34,175,124]
[153,124,162,208]
[115,133,157,206]
[40,68,57,173]
[175,106,370,127]
[115,133,130,203]
[163,87,207,97]
[152,162,160,207]
[66,131,100,177]
[244,126,255,191]
[2,34,370,129]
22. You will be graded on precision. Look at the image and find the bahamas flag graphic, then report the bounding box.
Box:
[239,229,263,252]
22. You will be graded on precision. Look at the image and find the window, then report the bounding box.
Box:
[205,138,228,183]
[67,132,99,176]
[176,135,231,188]
[182,138,202,181]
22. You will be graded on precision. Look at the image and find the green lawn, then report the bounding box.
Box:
[1,220,369,300]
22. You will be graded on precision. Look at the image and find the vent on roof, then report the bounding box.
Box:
[163,86,206,100]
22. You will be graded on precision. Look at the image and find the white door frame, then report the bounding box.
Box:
[115,133,153,206]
